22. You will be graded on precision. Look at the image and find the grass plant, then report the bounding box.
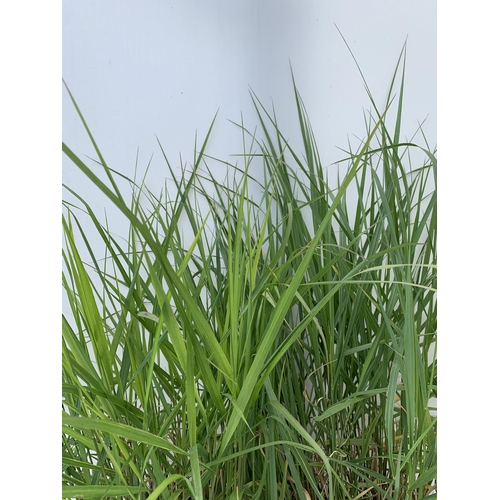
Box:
[62,47,436,500]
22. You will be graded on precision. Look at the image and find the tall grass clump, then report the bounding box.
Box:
[62,48,436,500]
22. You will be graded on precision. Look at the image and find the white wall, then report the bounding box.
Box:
[63,0,436,243]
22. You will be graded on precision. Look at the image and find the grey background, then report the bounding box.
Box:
[63,1,436,214]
